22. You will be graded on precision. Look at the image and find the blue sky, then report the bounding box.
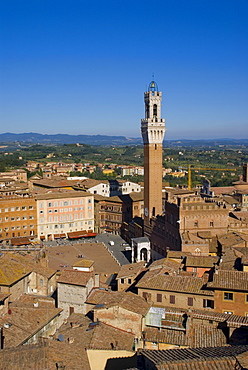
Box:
[1,0,248,139]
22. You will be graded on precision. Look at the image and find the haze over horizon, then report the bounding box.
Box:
[1,1,248,140]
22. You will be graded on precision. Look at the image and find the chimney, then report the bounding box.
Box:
[94,274,100,288]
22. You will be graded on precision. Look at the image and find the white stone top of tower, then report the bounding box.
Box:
[141,80,166,145]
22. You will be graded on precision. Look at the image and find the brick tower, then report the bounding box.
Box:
[141,80,166,229]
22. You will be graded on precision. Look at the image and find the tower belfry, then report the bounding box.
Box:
[141,80,166,227]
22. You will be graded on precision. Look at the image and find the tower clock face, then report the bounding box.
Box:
[144,208,148,217]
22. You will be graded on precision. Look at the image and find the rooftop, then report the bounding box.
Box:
[137,271,213,296]
[208,270,248,291]
[86,290,150,316]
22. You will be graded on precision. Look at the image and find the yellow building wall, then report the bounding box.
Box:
[87,349,135,370]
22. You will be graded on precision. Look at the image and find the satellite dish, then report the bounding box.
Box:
[58,334,64,342]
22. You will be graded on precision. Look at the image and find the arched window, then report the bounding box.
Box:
[153,104,157,117]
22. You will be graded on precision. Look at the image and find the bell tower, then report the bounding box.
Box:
[141,80,166,227]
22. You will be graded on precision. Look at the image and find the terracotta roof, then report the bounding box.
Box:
[32,179,78,188]
[149,258,181,272]
[10,294,55,309]
[122,192,144,201]
[0,254,32,286]
[86,290,150,316]
[218,232,246,248]
[208,270,248,291]
[0,303,62,348]
[167,250,192,259]
[188,324,227,348]
[0,253,56,284]
[143,324,227,348]
[143,327,187,346]
[56,312,134,351]
[194,308,248,329]
[231,211,248,222]
[0,337,91,370]
[185,255,219,268]
[138,345,248,369]
[35,190,92,200]
[77,178,109,188]
[57,270,94,286]
[117,262,147,279]
[87,322,134,350]
[210,186,236,195]
[136,272,213,296]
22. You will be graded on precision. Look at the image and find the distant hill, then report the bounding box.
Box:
[0,132,247,147]
[0,132,142,146]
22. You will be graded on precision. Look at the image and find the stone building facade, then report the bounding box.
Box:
[0,195,37,244]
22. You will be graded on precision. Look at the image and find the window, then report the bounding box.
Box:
[188,297,193,306]
[224,311,233,315]
[246,294,248,303]
[128,279,132,284]
[120,278,125,284]
[194,221,198,228]
[203,299,214,309]
[224,292,233,301]
[170,295,175,304]
[64,201,68,206]
[142,292,151,301]
[11,207,15,211]
[29,206,33,210]
[22,206,26,210]
[54,225,58,229]
[157,294,162,303]
[48,202,52,207]
[210,221,214,227]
